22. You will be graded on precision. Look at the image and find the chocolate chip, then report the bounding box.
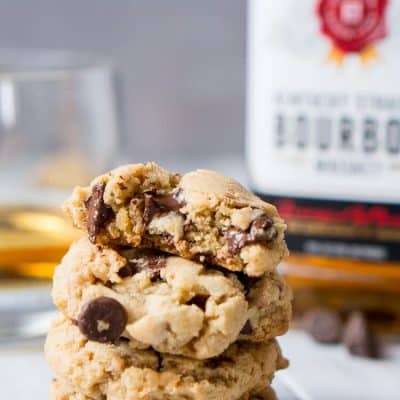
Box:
[204,356,233,369]
[187,294,209,311]
[143,189,185,223]
[84,182,113,243]
[118,264,135,278]
[240,320,253,335]
[119,254,167,280]
[224,214,276,254]
[249,215,275,242]
[236,272,260,294]
[77,297,127,343]
[155,351,163,372]
[343,311,381,359]
[303,308,343,344]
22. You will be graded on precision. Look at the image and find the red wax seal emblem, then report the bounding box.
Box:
[317,0,389,63]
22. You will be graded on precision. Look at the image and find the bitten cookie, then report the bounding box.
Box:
[52,238,291,359]
[63,163,288,276]
[51,379,277,400]
[45,315,287,400]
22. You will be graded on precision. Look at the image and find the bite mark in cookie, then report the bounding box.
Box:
[63,163,288,276]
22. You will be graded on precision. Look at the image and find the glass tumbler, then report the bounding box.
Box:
[0,49,118,341]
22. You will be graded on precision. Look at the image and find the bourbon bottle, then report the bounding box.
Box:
[247,0,400,331]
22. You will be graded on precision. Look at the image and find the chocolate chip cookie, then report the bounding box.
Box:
[51,379,277,400]
[45,315,287,400]
[52,238,291,359]
[63,163,288,276]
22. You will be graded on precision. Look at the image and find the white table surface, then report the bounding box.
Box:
[1,329,399,400]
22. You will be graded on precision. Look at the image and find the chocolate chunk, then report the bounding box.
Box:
[303,308,343,344]
[224,214,276,254]
[84,182,113,243]
[119,254,167,280]
[77,297,127,343]
[187,294,209,311]
[343,311,381,358]
[240,320,253,335]
[143,189,185,223]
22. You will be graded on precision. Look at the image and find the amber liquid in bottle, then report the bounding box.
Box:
[283,253,400,332]
[0,206,81,281]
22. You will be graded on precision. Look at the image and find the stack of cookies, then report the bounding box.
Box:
[45,163,292,400]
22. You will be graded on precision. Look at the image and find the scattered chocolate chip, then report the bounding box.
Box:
[143,189,185,223]
[84,182,113,243]
[77,297,127,343]
[119,254,167,280]
[224,214,276,254]
[204,356,233,369]
[303,308,343,344]
[343,311,381,359]
[240,320,253,335]
[187,294,209,311]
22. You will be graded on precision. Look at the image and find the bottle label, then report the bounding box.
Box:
[247,0,400,261]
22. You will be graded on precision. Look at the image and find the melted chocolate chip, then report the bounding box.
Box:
[84,182,113,243]
[224,215,276,254]
[187,294,209,311]
[77,297,127,343]
[303,308,343,344]
[240,320,253,335]
[119,254,167,280]
[117,264,135,278]
[143,189,185,223]
[343,311,381,359]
